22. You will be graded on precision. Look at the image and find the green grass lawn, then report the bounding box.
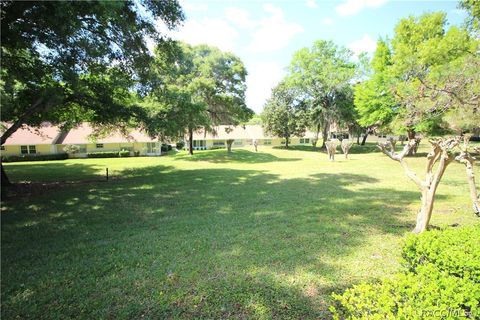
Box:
[2,144,479,319]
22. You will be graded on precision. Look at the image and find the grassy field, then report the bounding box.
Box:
[2,143,479,319]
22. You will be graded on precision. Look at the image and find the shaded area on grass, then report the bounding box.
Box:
[273,142,386,154]
[1,162,423,319]
[174,149,301,163]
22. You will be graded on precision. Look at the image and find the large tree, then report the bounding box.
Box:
[354,39,397,145]
[0,1,184,184]
[262,82,308,149]
[145,42,253,155]
[287,40,356,148]
[378,11,479,233]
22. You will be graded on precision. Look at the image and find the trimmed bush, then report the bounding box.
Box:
[1,153,68,162]
[87,151,119,158]
[402,225,480,281]
[119,150,130,157]
[133,150,140,157]
[176,141,185,150]
[330,225,480,320]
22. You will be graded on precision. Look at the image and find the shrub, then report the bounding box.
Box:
[161,144,172,152]
[63,144,80,154]
[330,225,480,319]
[176,141,185,150]
[118,150,130,157]
[209,146,225,150]
[134,150,140,157]
[87,151,119,158]
[1,153,68,162]
[402,225,480,281]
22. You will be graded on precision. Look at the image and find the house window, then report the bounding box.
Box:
[193,140,206,147]
[263,139,272,145]
[300,138,310,144]
[20,145,36,154]
[146,142,157,153]
[213,141,225,146]
[96,143,104,148]
[234,140,243,145]
[281,140,286,144]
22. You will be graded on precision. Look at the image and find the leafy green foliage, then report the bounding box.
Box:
[402,225,480,281]
[286,40,356,144]
[0,1,184,141]
[331,225,480,319]
[354,39,397,130]
[144,42,252,149]
[262,82,308,147]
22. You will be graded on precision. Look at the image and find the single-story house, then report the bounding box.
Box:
[1,122,63,156]
[56,123,162,157]
[189,125,316,150]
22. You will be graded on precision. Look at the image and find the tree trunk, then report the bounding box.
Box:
[321,123,329,149]
[226,139,234,152]
[464,159,480,216]
[406,129,416,156]
[188,127,194,155]
[1,163,11,186]
[285,137,289,149]
[360,132,368,145]
[356,134,360,145]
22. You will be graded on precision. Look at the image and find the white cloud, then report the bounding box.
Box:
[225,7,256,28]
[247,4,303,53]
[306,0,318,9]
[348,34,377,57]
[246,61,285,113]
[179,0,208,12]
[336,0,388,16]
[322,17,334,26]
[174,18,239,52]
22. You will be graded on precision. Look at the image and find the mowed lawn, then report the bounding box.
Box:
[2,144,479,319]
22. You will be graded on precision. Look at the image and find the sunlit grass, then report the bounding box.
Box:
[2,143,479,319]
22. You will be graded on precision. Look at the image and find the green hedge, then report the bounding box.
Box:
[330,225,480,319]
[1,153,68,162]
[87,151,119,158]
[402,226,480,282]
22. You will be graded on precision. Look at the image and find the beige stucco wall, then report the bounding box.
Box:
[1,144,54,156]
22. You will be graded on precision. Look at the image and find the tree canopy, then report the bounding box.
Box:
[144,42,253,154]
[0,0,185,144]
[262,81,308,148]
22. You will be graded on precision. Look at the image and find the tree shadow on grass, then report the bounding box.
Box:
[175,148,301,163]
[1,165,449,319]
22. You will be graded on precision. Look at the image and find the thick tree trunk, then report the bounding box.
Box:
[356,134,360,145]
[188,127,194,155]
[406,129,417,156]
[1,163,11,186]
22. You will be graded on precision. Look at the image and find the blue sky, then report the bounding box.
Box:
[157,0,467,114]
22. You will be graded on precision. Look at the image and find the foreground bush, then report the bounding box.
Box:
[1,153,68,162]
[330,225,480,319]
